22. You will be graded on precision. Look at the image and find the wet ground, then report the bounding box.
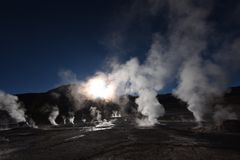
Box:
[1,119,240,160]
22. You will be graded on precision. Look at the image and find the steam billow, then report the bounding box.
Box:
[55,0,239,128]
[0,91,26,123]
[48,106,59,126]
[1,0,240,129]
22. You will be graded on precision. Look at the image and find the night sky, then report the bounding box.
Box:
[0,0,239,94]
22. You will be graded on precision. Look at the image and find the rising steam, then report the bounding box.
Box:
[0,0,238,129]
[48,106,59,126]
[59,0,239,127]
[81,73,115,100]
[107,57,166,126]
[76,49,167,126]
[0,91,26,123]
[170,0,240,124]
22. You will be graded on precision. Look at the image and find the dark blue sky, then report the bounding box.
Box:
[0,0,239,94]
[0,1,120,93]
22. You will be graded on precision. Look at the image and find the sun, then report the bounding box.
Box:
[85,77,114,100]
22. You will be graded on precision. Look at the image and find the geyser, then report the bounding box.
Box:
[57,0,240,127]
[0,91,26,123]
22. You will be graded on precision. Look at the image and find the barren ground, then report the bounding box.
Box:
[1,118,240,160]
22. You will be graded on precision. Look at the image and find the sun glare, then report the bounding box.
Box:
[86,77,114,100]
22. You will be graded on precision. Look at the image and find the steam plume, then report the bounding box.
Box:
[171,0,240,123]
[59,0,240,126]
[108,53,166,126]
[68,112,75,124]
[48,106,59,126]
[0,91,26,123]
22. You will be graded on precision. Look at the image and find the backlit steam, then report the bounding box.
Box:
[0,91,26,123]
[170,0,240,124]
[60,0,239,127]
[104,0,239,125]
[106,56,166,126]
[76,73,115,101]
[85,76,114,100]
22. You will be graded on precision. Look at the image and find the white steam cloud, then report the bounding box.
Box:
[107,0,239,125]
[107,56,167,126]
[170,0,240,123]
[48,106,59,126]
[59,0,240,126]
[0,91,26,123]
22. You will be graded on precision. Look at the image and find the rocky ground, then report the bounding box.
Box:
[1,118,240,160]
